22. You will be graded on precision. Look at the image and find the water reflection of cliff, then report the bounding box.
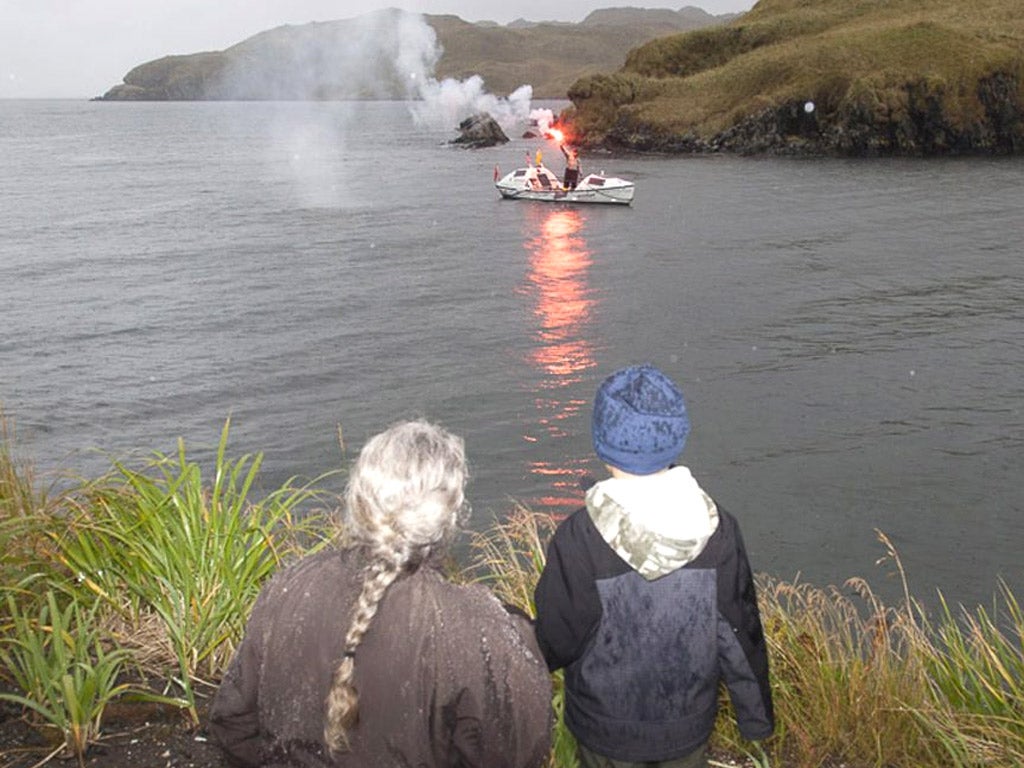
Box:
[520,208,599,514]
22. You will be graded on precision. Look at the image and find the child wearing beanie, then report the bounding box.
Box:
[534,364,774,768]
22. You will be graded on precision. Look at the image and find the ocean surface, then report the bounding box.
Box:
[2,99,1022,611]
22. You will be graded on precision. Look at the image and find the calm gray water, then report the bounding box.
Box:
[2,100,1022,610]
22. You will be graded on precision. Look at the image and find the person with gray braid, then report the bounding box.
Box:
[209,420,552,767]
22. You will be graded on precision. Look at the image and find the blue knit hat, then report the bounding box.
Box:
[591,364,690,475]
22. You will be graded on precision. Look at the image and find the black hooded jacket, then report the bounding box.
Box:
[533,468,774,762]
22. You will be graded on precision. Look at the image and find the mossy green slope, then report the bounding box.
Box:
[567,0,1024,155]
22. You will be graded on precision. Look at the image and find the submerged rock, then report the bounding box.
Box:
[451,113,509,148]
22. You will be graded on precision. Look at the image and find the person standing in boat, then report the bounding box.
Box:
[561,144,580,189]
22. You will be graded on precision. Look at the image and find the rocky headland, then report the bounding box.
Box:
[565,0,1024,156]
[95,1,1024,157]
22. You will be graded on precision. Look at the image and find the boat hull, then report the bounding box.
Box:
[495,167,635,205]
[496,185,634,205]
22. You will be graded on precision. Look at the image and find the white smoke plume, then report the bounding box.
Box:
[221,10,539,134]
[391,12,536,135]
[248,10,542,206]
[528,108,557,135]
[391,11,442,98]
[411,78,534,134]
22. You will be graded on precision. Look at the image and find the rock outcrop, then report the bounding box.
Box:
[598,73,1024,157]
[450,113,509,148]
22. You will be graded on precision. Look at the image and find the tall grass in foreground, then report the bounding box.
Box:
[914,584,1024,766]
[49,420,337,723]
[0,416,341,758]
[0,591,132,767]
[744,575,935,765]
[3,417,1023,767]
[0,412,58,589]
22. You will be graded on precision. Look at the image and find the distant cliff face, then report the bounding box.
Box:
[96,7,729,102]
[96,2,1024,156]
[565,0,1024,156]
[100,12,437,101]
[101,53,231,101]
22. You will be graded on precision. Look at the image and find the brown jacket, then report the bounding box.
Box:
[209,548,552,768]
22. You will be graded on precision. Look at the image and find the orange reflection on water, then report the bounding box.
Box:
[520,208,599,514]
[524,208,596,381]
[526,460,590,512]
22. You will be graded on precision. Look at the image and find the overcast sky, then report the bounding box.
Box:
[1,0,755,99]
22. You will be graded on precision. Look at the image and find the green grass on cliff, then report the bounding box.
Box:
[567,0,1024,152]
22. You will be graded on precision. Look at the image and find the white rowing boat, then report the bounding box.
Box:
[494,164,635,205]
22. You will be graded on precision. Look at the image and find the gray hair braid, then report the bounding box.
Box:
[323,420,468,753]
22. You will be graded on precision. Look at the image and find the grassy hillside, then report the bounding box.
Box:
[565,0,1024,155]
[98,8,729,101]
[430,11,733,97]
